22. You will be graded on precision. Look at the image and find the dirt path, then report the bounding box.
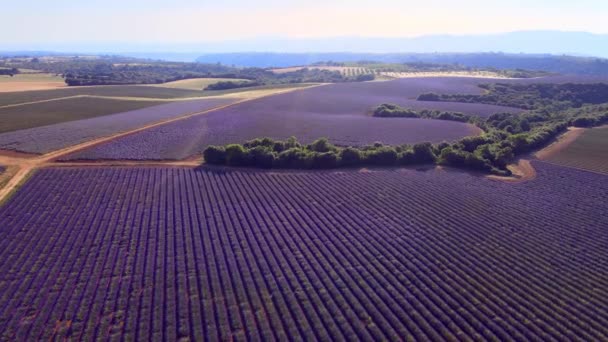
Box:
[0,84,323,203]
[535,127,586,160]
[487,159,537,183]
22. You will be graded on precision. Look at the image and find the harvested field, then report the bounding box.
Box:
[0,97,166,134]
[0,162,606,340]
[150,78,251,90]
[63,77,522,161]
[0,98,240,154]
[0,83,314,107]
[540,126,608,174]
[0,73,65,92]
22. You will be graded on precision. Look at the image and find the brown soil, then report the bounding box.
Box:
[0,82,66,93]
[487,159,537,183]
[535,127,586,160]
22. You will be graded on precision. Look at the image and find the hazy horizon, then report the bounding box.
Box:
[3,0,607,46]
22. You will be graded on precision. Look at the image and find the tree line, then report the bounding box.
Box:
[203,82,608,175]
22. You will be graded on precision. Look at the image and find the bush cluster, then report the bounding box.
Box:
[373,104,471,123]
[204,137,438,170]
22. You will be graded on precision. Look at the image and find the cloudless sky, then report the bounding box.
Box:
[2,0,607,44]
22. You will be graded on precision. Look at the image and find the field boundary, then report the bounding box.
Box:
[0,83,324,203]
[534,127,587,160]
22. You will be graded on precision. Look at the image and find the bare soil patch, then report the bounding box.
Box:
[535,127,586,160]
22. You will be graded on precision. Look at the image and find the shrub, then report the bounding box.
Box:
[308,138,335,153]
[203,146,226,164]
[249,146,276,169]
[365,147,398,166]
[417,93,441,101]
[225,144,249,166]
[311,152,339,169]
[339,147,362,167]
[412,142,437,163]
[276,148,312,168]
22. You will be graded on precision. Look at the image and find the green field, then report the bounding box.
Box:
[0,82,316,107]
[0,97,166,133]
[545,126,608,174]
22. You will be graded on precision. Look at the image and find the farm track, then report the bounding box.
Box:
[0,84,323,203]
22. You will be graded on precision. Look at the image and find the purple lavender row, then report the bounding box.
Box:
[0,98,238,154]
[63,114,481,161]
[0,162,607,339]
[62,77,529,161]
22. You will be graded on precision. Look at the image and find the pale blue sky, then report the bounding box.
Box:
[2,0,607,44]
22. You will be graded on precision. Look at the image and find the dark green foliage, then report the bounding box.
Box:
[276,148,313,168]
[0,67,19,76]
[427,82,608,111]
[458,135,493,152]
[412,143,437,163]
[249,146,276,169]
[311,152,339,169]
[438,147,494,173]
[203,146,226,164]
[204,81,260,90]
[373,104,419,118]
[225,144,250,166]
[364,147,398,166]
[372,104,473,124]
[417,93,441,101]
[308,138,335,153]
[339,147,362,166]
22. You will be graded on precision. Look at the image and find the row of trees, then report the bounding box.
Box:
[418,83,608,110]
[2,56,375,87]
[0,68,19,76]
[372,104,471,123]
[204,138,438,170]
[204,89,608,175]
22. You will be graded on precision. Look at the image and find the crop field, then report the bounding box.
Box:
[0,82,316,107]
[0,97,167,134]
[63,115,480,160]
[0,162,606,340]
[149,78,252,90]
[0,73,66,92]
[62,78,524,161]
[542,126,608,174]
[0,98,240,154]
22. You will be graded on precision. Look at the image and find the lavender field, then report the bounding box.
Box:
[0,98,238,154]
[64,115,481,160]
[63,77,521,161]
[0,162,606,340]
